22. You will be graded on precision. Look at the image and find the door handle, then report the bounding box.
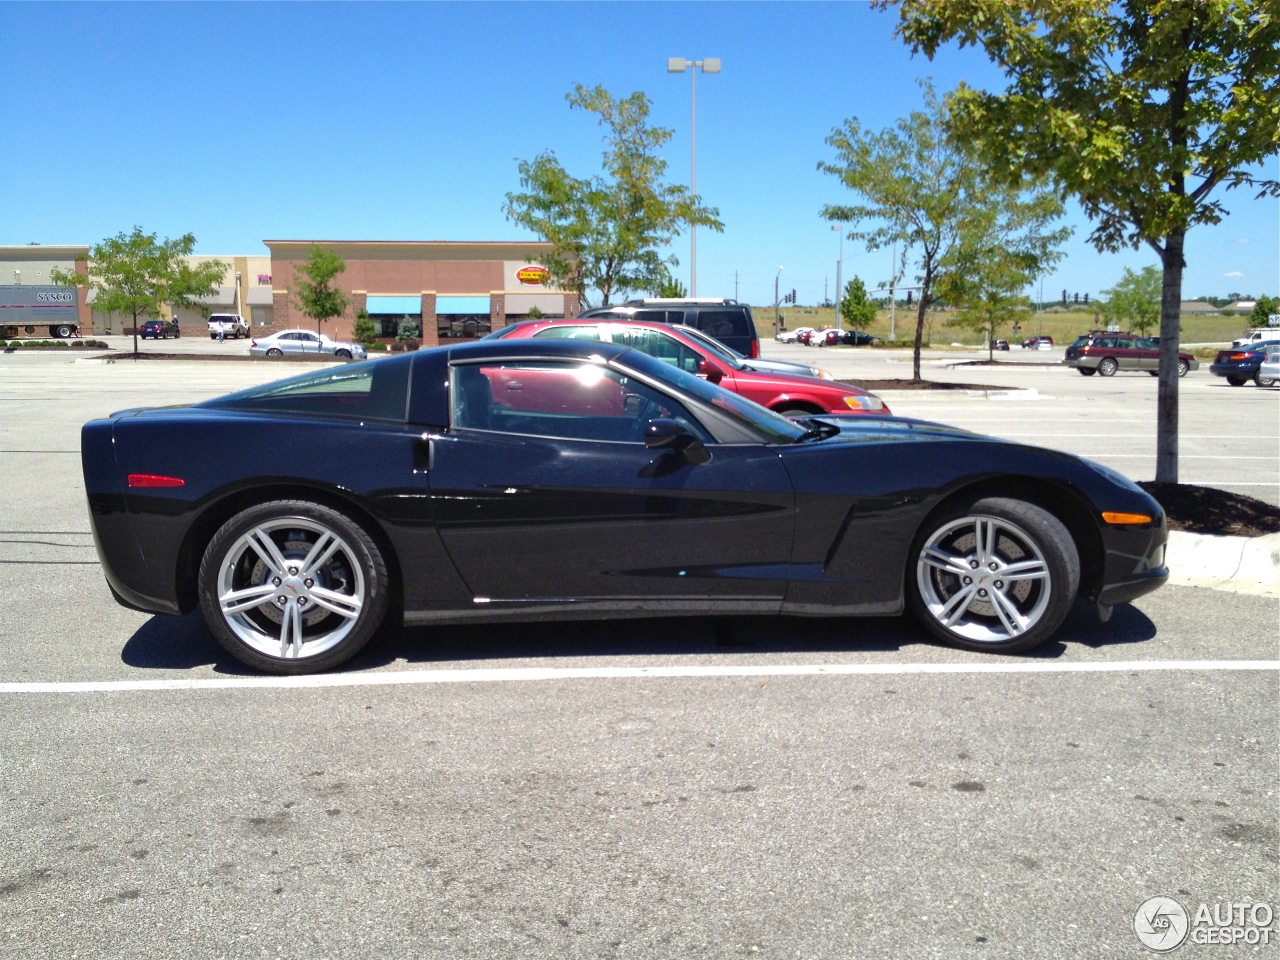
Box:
[414,434,433,472]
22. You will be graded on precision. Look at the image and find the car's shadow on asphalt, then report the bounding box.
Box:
[119,601,1160,676]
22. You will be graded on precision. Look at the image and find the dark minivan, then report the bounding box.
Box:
[577,298,761,358]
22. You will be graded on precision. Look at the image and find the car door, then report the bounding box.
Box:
[424,358,796,608]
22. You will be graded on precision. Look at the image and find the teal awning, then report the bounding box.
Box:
[366,295,422,314]
[436,296,490,315]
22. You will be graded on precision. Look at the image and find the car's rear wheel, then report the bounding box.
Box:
[1097,358,1118,377]
[908,497,1079,655]
[266,347,283,357]
[1257,374,1276,387]
[1078,368,1095,376]
[198,500,390,674]
[1227,376,1248,386]
[1176,359,1190,377]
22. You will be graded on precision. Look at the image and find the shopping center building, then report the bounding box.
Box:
[0,240,574,344]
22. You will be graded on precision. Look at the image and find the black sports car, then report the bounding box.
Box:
[82,339,1169,674]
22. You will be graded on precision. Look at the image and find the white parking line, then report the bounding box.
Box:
[2,660,1276,694]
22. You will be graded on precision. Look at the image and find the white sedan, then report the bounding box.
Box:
[775,326,814,344]
[1259,346,1280,386]
[249,329,367,360]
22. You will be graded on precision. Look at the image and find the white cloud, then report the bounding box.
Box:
[1225,270,1245,278]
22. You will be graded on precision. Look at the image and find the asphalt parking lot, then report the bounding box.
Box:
[1,340,1277,959]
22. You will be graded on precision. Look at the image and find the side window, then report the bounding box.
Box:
[1136,338,1156,350]
[450,361,707,443]
[608,327,703,374]
[633,310,669,323]
[695,310,744,338]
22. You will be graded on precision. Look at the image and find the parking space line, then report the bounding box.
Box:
[3,660,1275,694]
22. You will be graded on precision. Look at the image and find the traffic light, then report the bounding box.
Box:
[1062,289,1068,305]
[1074,293,1080,303]
[906,290,913,305]
[1084,293,1090,305]
[787,289,796,304]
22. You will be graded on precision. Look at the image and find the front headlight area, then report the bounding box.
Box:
[842,393,889,413]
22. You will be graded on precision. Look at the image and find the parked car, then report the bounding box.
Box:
[249,329,367,360]
[990,339,1011,351]
[1208,340,1280,386]
[578,298,760,359]
[489,318,887,416]
[208,313,250,339]
[1064,332,1198,377]
[1021,336,1054,349]
[664,321,833,380]
[80,338,1169,674]
[775,326,813,344]
[1258,346,1280,386]
[138,319,179,340]
[819,328,878,347]
[795,328,820,346]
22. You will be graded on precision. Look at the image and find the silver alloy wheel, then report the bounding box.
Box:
[1098,357,1118,376]
[915,512,1054,645]
[214,516,365,660]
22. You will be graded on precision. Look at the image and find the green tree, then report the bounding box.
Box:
[652,269,688,299]
[838,277,878,334]
[292,246,349,338]
[1249,295,1280,329]
[819,82,1067,379]
[352,308,377,346]
[396,316,419,347]
[504,84,723,307]
[1100,266,1163,336]
[885,0,1280,481]
[51,226,226,357]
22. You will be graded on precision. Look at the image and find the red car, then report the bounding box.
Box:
[490,319,890,416]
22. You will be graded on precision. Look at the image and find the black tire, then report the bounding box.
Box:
[1177,359,1190,378]
[773,404,821,417]
[907,497,1080,655]
[54,324,74,338]
[1097,357,1118,377]
[1147,370,1158,377]
[1227,376,1247,386]
[198,500,390,674]
[1256,375,1276,387]
[1078,368,1095,376]
[266,347,283,357]
[335,349,352,359]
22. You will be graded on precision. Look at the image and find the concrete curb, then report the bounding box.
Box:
[875,388,1041,402]
[1166,530,1280,597]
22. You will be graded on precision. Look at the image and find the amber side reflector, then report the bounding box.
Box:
[127,474,185,488]
[1102,511,1153,525]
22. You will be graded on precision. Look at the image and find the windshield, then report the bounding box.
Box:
[674,324,748,364]
[612,349,807,444]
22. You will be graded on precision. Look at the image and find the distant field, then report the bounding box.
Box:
[753,305,1265,351]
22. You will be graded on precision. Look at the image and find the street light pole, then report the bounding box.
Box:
[832,225,843,330]
[774,265,784,333]
[668,56,720,297]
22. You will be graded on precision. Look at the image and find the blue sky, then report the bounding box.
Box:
[2,1,1276,307]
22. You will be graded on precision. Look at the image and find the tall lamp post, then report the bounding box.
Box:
[773,265,784,333]
[667,56,720,297]
[832,225,844,330]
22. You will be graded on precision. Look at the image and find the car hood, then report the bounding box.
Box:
[804,414,997,446]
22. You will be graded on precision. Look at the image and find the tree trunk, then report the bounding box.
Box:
[1155,231,1185,485]
[912,302,928,381]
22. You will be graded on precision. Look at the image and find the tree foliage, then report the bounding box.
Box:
[1100,266,1163,336]
[292,246,349,336]
[839,277,878,332]
[51,226,226,356]
[883,0,1280,481]
[352,309,377,346]
[820,82,1067,379]
[1249,295,1280,328]
[504,84,723,307]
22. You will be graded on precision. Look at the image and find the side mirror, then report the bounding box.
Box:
[643,419,711,465]
[697,359,724,384]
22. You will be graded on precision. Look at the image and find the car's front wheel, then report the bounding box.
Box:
[1078,368,1095,376]
[908,497,1080,655]
[335,349,352,359]
[1255,373,1276,387]
[1227,376,1248,386]
[198,500,390,674]
[1097,358,1119,376]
